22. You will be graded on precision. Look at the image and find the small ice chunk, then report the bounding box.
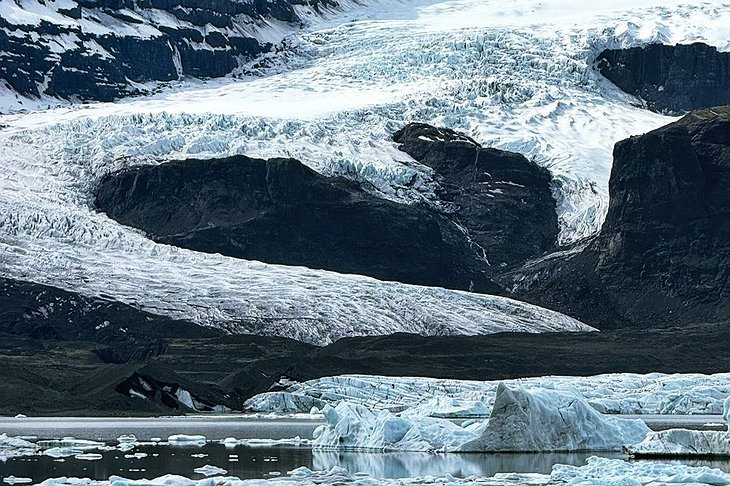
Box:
[75,453,103,460]
[167,434,206,444]
[3,477,32,484]
[193,465,227,476]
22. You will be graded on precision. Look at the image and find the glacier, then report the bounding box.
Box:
[311,384,650,452]
[1,0,729,341]
[245,373,730,416]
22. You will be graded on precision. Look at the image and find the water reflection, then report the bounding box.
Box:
[4,443,730,484]
[313,450,624,478]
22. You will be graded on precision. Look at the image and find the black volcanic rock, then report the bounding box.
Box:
[0,0,335,103]
[507,107,730,329]
[394,123,558,268]
[95,154,502,293]
[596,43,730,114]
[0,277,219,344]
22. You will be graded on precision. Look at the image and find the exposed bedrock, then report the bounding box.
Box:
[0,0,335,103]
[393,123,559,269]
[596,43,730,114]
[0,277,218,344]
[95,124,560,293]
[507,107,730,329]
[95,154,503,293]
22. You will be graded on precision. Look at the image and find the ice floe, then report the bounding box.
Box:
[167,435,207,445]
[193,465,227,477]
[0,434,37,461]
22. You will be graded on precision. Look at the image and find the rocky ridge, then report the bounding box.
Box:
[596,43,730,114]
[507,106,730,329]
[0,0,335,103]
[95,124,560,293]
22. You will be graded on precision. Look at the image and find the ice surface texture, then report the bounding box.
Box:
[247,373,730,416]
[1,0,729,341]
[312,384,649,452]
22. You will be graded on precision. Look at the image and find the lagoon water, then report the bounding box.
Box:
[1,417,729,483]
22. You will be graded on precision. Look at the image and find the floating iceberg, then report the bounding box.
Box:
[626,429,730,456]
[313,384,649,452]
[551,456,730,485]
[2,477,32,485]
[167,435,207,445]
[457,384,649,452]
[0,434,37,461]
[193,465,227,477]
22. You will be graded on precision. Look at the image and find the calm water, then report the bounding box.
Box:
[1,417,728,483]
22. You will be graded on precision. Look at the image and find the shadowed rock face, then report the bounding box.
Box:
[393,123,558,269]
[95,154,503,293]
[596,43,730,114]
[507,107,730,329]
[95,124,561,294]
[0,0,335,102]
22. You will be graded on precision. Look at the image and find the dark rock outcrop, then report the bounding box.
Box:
[596,43,730,114]
[0,277,219,343]
[95,125,561,293]
[95,154,502,293]
[0,0,335,103]
[4,322,730,415]
[393,123,558,269]
[507,107,730,329]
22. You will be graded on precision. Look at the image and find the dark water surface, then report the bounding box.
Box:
[1,416,729,483]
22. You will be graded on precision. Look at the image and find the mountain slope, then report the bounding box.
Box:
[0,0,336,104]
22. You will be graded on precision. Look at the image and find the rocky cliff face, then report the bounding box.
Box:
[508,107,730,329]
[95,124,560,293]
[596,43,730,114]
[0,0,334,103]
[95,154,505,293]
[393,123,558,270]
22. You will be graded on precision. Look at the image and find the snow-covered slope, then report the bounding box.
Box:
[0,0,344,104]
[246,373,730,416]
[1,0,728,342]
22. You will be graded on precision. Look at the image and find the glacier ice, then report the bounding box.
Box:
[193,465,227,477]
[167,435,206,445]
[1,0,729,342]
[245,372,730,416]
[312,384,649,452]
[625,429,730,456]
[623,396,730,457]
[0,434,38,461]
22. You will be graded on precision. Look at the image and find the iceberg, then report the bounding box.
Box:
[167,435,206,445]
[0,434,37,461]
[551,456,730,485]
[193,465,227,477]
[313,384,649,452]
